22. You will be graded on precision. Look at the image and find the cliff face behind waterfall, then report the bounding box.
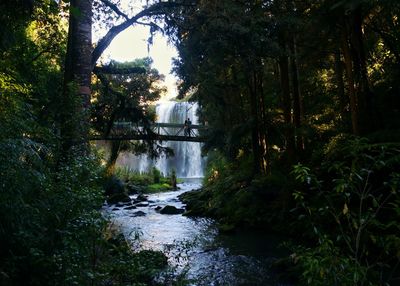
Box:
[116,102,206,178]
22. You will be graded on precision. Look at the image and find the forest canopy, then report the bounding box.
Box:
[0,0,399,285]
[166,0,400,285]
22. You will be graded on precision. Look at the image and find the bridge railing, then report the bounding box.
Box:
[109,121,208,140]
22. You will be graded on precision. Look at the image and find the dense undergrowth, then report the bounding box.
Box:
[115,166,179,194]
[0,52,171,286]
[289,136,400,285]
[0,139,170,285]
[181,136,400,285]
[180,151,295,231]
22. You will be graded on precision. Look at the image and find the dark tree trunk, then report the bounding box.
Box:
[258,70,270,174]
[341,23,359,135]
[290,35,303,152]
[334,49,349,130]
[106,141,122,175]
[339,6,380,136]
[248,72,262,175]
[245,57,265,175]
[61,0,93,155]
[278,54,295,162]
[349,7,379,134]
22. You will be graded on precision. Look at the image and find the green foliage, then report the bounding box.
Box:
[290,137,400,285]
[100,232,168,286]
[0,139,106,285]
[91,58,171,170]
[115,167,153,185]
[91,58,165,136]
[152,167,161,184]
[115,166,179,194]
[147,183,174,193]
[0,3,171,285]
[170,168,177,188]
[0,134,169,285]
[290,236,366,286]
[182,150,293,229]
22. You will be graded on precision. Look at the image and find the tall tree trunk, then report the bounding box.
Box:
[278,54,295,162]
[61,0,93,155]
[334,49,349,130]
[249,75,262,175]
[258,72,270,174]
[246,59,263,174]
[254,67,268,174]
[290,35,303,152]
[349,7,378,133]
[341,23,359,135]
[106,141,122,175]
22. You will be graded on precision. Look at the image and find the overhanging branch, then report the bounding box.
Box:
[100,0,129,20]
[91,1,195,68]
[93,65,146,74]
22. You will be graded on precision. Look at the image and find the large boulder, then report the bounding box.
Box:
[159,205,185,215]
[107,192,131,204]
[136,194,148,202]
[126,184,144,195]
[135,202,149,207]
[131,211,146,217]
[104,176,132,204]
[104,176,125,196]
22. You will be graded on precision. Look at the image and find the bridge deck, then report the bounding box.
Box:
[90,122,207,142]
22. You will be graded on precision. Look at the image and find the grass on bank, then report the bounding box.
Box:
[115,166,181,193]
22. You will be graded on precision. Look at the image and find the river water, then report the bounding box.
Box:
[103,181,291,286]
[109,101,291,285]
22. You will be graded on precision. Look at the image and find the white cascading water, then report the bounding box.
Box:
[116,101,205,178]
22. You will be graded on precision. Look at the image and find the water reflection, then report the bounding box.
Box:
[103,182,292,286]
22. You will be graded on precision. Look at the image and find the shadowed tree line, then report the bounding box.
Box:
[0,0,190,285]
[166,0,400,285]
[1,0,400,285]
[167,0,400,173]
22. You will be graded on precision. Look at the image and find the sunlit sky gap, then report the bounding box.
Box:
[93,1,179,100]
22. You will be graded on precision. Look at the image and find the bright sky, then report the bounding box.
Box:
[101,24,179,100]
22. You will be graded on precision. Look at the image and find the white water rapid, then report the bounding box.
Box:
[116,101,205,178]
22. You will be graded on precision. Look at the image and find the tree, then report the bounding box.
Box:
[91,58,168,173]
[167,0,400,284]
[60,0,195,156]
[61,0,93,155]
[167,0,277,174]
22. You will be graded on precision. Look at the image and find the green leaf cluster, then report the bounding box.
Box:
[290,137,400,285]
[0,3,170,285]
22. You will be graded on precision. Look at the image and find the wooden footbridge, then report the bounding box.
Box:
[90,122,208,142]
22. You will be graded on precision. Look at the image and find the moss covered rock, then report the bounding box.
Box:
[159,205,185,215]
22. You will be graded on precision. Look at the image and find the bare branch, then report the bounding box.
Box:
[100,0,129,20]
[137,21,164,33]
[93,65,146,75]
[91,1,195,68]
[30,48,52,63]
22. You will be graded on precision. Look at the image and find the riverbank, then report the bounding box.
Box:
[104,181,295,285]
[105,167,181,204]
[179,173,295,234]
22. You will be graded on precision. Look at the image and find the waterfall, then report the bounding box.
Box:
[116,101,205,178]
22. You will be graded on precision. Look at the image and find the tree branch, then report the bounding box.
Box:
[93,65,146,75]
[100,0,129,20]
[91,1,195,68]
[30,48,52,63]
[137,20,164,33]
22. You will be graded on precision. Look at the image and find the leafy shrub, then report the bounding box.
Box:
[152,167,161,184]
[291,137,400,285]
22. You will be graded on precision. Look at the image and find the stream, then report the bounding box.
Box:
[109,101,292,285]
[103,180,292,286]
